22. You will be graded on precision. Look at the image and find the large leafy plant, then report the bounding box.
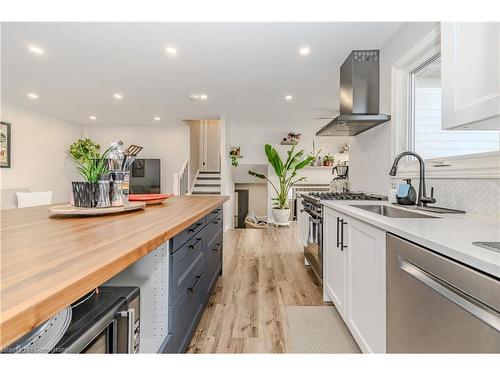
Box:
[69,138,111,183]
[249,144,314,209]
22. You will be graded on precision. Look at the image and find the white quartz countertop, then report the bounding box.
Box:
[321,200,500,278]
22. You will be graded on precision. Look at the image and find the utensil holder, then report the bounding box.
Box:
[72,182,99,208]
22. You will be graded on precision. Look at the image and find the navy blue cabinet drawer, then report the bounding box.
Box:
[170,230,205,305]
[206,206,223,223]
[205,231,223,295]
[171,217,206,252]
[205,213,223,245]
[168,259,207,353]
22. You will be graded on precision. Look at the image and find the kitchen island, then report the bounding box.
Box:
[0,195,228,350]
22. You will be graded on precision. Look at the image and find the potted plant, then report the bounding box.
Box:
[249,144,314,225]
[323,153,334,166]
[69,138,111,207]
[230,154,239,167]
[310,141,322,166]
[229,145,240,156]
[287,132,301,143]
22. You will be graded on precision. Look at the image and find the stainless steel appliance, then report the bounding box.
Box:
[5,286,140,354]
[387,234,500,353]
[301,191,386,283]
[316,50,390,136]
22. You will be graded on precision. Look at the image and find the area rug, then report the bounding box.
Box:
[286,306,361,353]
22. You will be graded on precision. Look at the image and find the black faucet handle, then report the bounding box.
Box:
[420,187,436,205]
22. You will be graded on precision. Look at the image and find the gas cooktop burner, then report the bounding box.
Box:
[305,191,386,202]
[309,192,374,200]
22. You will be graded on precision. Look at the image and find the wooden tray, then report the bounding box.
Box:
[49,201,146,217]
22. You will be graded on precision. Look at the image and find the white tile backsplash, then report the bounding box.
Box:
[410,178,500,217]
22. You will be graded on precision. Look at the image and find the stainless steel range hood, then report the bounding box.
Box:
[316,50,390,136]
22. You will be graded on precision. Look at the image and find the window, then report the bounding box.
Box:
[408,53,500,160]
[391,27,500,178]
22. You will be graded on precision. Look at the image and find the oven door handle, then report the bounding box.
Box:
[398,256,500,332]
[117,308,136,353]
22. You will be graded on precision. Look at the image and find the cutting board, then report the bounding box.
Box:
[49,201,146,217]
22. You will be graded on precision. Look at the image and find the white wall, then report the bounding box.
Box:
[229,120,350,165]
[349,22,500,217]
[0,103,82,203]
[87,122,189,195]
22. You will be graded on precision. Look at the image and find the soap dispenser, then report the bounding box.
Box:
[396,179,417,206]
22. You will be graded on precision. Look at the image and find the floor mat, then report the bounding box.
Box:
[286,306,361,353]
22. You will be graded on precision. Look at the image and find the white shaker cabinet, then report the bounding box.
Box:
[323,205,386,353]
[345,217,386,353]
[441,22,500,130]
[323,207,348,320]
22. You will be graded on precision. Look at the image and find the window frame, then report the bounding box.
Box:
[390,26,500,179]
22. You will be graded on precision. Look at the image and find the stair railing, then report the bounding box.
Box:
[173,158,190,196]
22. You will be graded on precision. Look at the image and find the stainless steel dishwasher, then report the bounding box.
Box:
[386,233,500,353]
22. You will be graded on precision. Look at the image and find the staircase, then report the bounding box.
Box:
[191,171,221,195]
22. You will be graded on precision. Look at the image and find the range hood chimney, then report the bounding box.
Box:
[316,50,390,136]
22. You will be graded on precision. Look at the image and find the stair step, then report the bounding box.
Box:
[195,183,221,187]
[199,171,220,174]
[197,177,221,180]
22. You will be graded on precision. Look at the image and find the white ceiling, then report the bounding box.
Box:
[1,22,402,129]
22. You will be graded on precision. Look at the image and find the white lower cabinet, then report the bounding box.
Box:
[323,206,386,353]
[345,217,386,353]
[323,207,347,320]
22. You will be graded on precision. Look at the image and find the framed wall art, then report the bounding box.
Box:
[0,121,11,168]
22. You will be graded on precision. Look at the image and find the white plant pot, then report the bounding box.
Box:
[273,208,290,225]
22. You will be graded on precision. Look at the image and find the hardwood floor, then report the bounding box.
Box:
[187,224,324,353]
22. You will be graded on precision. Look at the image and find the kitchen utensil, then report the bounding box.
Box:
[128,193,173,205]
[125,144,143,156]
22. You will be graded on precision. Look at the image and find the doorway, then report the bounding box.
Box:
[200,120,220,172]
[234,189,249,228]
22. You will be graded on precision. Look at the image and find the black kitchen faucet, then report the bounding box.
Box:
[389,151,436,207]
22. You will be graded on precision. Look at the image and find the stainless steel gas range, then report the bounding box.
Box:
[301,191,386,283]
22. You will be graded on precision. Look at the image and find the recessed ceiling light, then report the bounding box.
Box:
[165,46,177,55]
[89,115,97,120]
[28,45,44,55]
[299,46,310,56]
[27,92,39,99]
[188,94,208,102]
[154,116,161,121]
[113,93,123,100]
[285,95,293,101]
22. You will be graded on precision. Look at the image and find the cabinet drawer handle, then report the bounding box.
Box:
[213,219,222,225]
[188,274,204,293]
[213,208,222,213]
[189,238,203,249]
[188,223,203,232]
[212,242,222,251]
[340,219,347,251]
[336,217,341,248]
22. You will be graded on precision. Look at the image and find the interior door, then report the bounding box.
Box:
[200,120,220,172]
[235,189,249,228]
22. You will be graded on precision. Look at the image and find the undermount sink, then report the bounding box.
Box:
[350,205,439,218]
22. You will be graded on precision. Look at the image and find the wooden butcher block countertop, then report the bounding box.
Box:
[0,195,228,348]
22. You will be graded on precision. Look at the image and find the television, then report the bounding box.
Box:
[129,158,161,194]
